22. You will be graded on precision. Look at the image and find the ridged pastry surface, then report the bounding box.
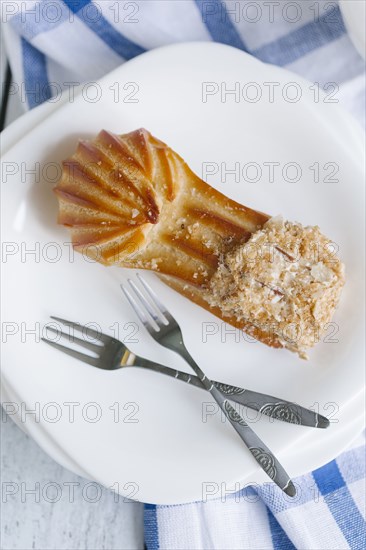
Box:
[55,129,344,354]
[55,129,268,277]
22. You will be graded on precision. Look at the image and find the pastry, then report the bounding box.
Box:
[55,129,345,358]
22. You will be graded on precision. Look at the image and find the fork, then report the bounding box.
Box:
[121,274,298,496]
[42,317,328,429]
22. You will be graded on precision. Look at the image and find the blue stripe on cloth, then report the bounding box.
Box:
[63,0,145,60]
[144,503,159,550]
[267,508,296,550]
[313,459,345,495]
[313,460,366,549]
[252,5,346,66]
[194,0,249,52]
[10,0,70,40]
[21,37,52,108]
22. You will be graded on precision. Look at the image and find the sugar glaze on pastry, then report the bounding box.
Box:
[55,129,345,357]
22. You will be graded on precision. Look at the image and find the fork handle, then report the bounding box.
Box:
[136,359,328,428]
[179,350,296,496]
[140,349,295,495]
[210,384,296,495]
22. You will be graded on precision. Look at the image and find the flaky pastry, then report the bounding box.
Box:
[55,129,345,357]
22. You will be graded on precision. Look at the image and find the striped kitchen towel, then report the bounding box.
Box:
[145,431,365,549]
[1,0,365,121]
[2,1,365,549]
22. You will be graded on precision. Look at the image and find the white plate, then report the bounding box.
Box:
[1,92,364,500]
[2,368,364,492]
[1,43,365,504]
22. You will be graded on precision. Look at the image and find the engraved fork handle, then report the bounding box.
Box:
[135,358,328,428]
[158,345,296,496]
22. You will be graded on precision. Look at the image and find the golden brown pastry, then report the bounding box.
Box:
[55,129,345,357]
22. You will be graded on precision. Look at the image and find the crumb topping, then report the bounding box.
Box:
[206,216,345,358]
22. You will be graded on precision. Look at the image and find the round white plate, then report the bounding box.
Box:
[1,91,364,499]
[1,43,365,504]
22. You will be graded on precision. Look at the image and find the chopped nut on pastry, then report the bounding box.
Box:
[55,129,345,357]
[207,216,345,358]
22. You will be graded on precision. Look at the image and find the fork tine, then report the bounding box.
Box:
[50,316,106,342]
[41,337,99,367]
[128,279,165,326]
[121,284,158,335]
[136,273,175,324]
[45,326,103,354]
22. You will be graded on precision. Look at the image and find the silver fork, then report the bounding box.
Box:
[42,318,328,429]
[122,274,297,497]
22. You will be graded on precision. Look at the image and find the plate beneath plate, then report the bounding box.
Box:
[1,43,365,504]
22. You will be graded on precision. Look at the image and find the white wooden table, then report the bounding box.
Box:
[1,45,144,550]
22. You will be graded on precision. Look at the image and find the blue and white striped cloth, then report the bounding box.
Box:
[145,432,366,549]
[2,0,365,120]
[2,1,365,548]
